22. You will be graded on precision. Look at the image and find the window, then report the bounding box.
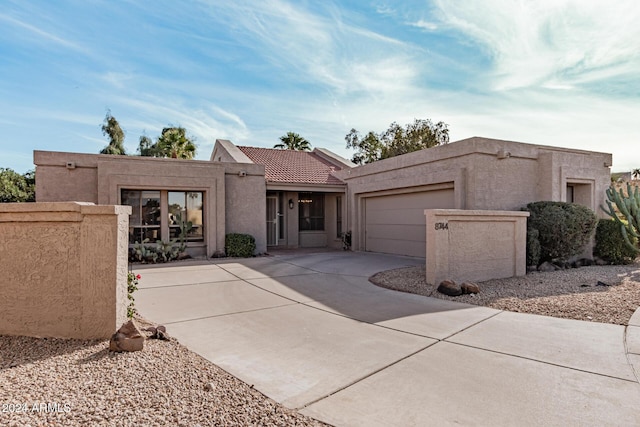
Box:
[336,196,343,238]
[122,190,161,243]
[121,189,204,245]
[299,192,324,231]
[168,191,204,242]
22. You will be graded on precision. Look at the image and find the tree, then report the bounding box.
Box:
[345,130,383,165]
[346,118,449,165]
[274,132,311,151]
[137,135,160,157]
[155,127,196,159]
[0,168,35,203]
[138,127,197,159]
[632,168,640,180]
[100,111,126,155]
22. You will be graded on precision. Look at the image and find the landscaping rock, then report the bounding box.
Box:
[461,282,480,294]
[594,256,608,266]
[537,261,557,272]
[109,319,144,352]
[572,258,594,268]
[146,325,169,340]
[437,280,462,296]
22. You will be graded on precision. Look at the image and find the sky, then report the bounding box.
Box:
[1,0,639,174]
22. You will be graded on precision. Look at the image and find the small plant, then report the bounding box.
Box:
[127,272,141,318]
[341,231,352,250]
[132,239,152,262]
[601,183,640,253]
[155,239,180,262]
[174,213,193,253]
[225,233,256,257]
[130,238,185,263]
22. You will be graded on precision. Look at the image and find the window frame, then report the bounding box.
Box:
[121,189,205,245]
[298,192,325,232]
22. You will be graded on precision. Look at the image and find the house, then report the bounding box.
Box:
[211,139,354,250]
[34,136,612,259]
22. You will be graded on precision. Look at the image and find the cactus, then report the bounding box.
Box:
[601,183,640,253]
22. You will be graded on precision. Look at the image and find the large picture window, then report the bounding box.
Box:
[122,190,161,243]
[121,189,204,245]
[168,191,204,242]
[299,192,324,231]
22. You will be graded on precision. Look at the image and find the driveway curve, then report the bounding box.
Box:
[135,251,640,426]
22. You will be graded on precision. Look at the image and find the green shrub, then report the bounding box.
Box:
[525,201,597,263]
[225,233,256,257]
[526,228,541,266]
[594,219,637,265]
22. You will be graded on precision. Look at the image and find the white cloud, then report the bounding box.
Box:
[432,0,640,91]
[410,19,438,31]
[101,72,134,90]
[0,13,87,53]
[115,97,250,157]
[199,0,418,95]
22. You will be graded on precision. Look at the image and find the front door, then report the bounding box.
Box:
[266,196,278,246]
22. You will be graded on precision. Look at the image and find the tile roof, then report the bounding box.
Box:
[237,146,345,185]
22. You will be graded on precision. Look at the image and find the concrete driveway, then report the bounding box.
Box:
[135,251,640,426]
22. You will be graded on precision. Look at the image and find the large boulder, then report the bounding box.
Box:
[109,319,144,352]
[461,282,480,294]
[437,280,462,296]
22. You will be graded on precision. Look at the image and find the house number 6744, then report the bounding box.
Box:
[435,222,449,230]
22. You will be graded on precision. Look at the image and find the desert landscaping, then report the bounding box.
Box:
[371,263,640,325]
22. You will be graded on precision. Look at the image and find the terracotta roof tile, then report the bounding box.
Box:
[238,146,345,185]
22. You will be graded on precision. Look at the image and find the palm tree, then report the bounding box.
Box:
[632,168,640,180]
[100,111,126,155]
[156,127,196,159]
[274,132,311,151]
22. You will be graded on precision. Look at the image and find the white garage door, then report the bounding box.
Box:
[365,189,455,257]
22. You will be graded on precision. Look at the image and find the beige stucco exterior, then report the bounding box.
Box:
[336,137,612,256]
[424,209,529,284]
[212,139,349,250]
[33,136,612,259]
[0,202,130,339]
[34,150,267,255]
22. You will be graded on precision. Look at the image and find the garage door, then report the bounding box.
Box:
[365,189,455,257]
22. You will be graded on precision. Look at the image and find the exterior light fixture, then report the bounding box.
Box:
[497,149,511,159]
[288,199,294,209]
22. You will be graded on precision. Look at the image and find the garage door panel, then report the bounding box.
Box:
[366,238,425,258]
[366,190,454,210]
[365,208,426,225]
[366,224,425,242]
[365,188,455,257]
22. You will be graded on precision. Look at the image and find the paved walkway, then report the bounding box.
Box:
[135,252,640,426]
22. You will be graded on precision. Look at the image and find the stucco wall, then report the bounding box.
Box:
[224,163,267,254]
[0,202,130,339]
[34,151,266,257]
[338,137,611,252]
[424,209,529,284]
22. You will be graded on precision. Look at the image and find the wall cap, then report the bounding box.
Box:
[0,202,131,215]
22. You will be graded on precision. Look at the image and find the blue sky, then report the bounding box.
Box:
[2,0,639,174]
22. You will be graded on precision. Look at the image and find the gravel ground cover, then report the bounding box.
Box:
[370,263,640,325]
[0,322,327,427]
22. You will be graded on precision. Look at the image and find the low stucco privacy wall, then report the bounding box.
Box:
[424,209,529,285]
[0,202,130,339]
